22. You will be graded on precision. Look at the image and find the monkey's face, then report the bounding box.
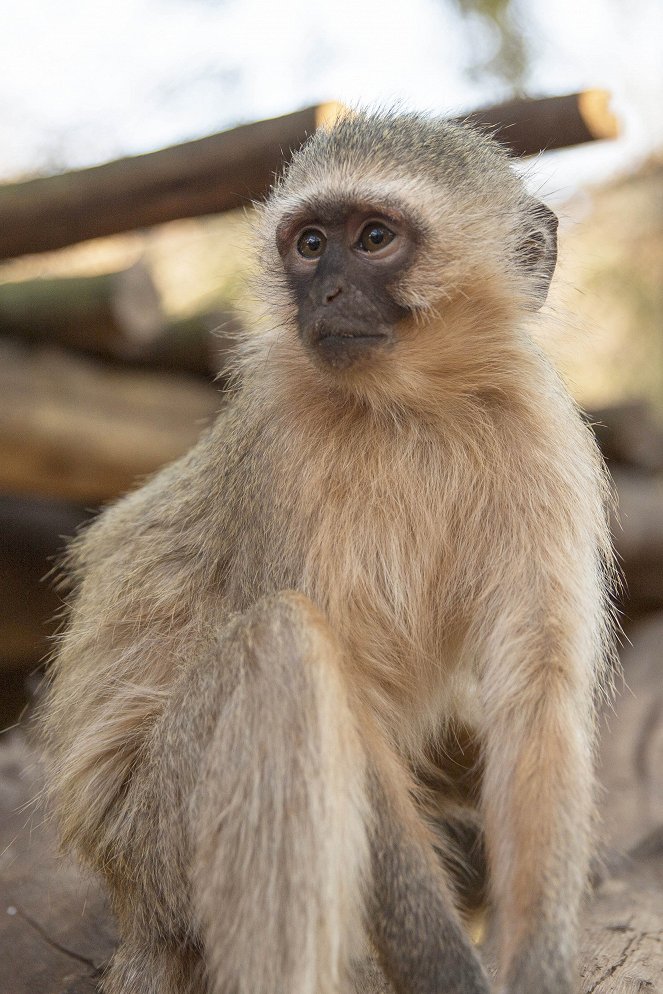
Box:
[276,205,418,370]
[257,112,561,402]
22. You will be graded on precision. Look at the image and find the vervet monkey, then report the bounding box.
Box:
[42,110,616,994]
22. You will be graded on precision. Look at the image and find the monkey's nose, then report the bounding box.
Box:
[324,285,343,304]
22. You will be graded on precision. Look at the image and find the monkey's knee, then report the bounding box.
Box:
[199,590,363,822]
[193,591,368,994]
[206,590,359,789]
[217,589,353,735]
[227,589,343,679]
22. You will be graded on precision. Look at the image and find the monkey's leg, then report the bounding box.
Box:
[101,590,362,994]
[188,591,370,994]
[366,767,491,994]
[480,618,597,994]
[190,592,490,994]
[103,591,489,994]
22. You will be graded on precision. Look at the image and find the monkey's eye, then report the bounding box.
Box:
[358,223,395,253]
[297,228,327,259]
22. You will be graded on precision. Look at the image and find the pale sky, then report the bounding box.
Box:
[1,0,661,200]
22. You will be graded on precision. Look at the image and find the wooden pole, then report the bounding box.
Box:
[0,93,617,261]
[463,89,617,158]
[0,340,220,503]
[0,262,164,360]
[0,262,238,375]
[0,103,341,261]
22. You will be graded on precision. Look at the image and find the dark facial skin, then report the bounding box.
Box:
[277,204,418,370]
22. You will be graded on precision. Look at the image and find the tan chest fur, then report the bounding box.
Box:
[269,402,493,753]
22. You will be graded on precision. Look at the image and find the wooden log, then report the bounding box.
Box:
[0,340,220,503]
[0,496,91,675]
[577,826,663,994]
[611,468,663,614]
[0,262,164,360]
[598,614,663,853]
[139,309,241,378]
[0,93,617,261]
[0,267,239,377]
[590,400,663,474]
[0,103,341,261]
[585,402,663,615]
[464,89,617,159]
[0,734,116,994]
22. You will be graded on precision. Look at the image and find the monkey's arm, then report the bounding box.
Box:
[478,546,608,994]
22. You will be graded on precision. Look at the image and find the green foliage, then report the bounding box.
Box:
[448,0,529,91]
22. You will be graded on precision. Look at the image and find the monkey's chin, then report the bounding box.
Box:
[311,331,391,371]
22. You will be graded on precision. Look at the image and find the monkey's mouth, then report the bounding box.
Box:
[312,329,391,369]
[318,329,388,344]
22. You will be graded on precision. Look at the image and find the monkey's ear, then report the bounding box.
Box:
[517,201,558,309]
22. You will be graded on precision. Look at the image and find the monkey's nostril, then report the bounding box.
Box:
[324,286,343,304]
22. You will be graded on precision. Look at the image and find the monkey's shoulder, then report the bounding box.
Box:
[62,401,251,590]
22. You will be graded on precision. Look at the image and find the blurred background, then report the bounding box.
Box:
[1,2,663,989]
